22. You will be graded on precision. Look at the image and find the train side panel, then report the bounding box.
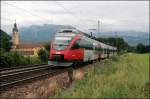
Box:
[66,49,84,60]
[49,30,117,67]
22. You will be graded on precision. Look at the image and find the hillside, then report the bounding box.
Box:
[8,24,149,45]
[97,31,149,46]
[18,24,75,43]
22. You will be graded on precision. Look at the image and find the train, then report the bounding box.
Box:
[48,29,117,67]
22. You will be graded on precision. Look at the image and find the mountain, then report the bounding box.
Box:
[9,24,149,46]
[95,31,149,46]
[17,24,75,43]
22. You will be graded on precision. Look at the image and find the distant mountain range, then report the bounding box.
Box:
[96,31,149,46]
[17,24,75,43]
[7,24,149,46]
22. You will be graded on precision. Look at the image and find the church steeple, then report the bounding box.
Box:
[13,20,18,32]
[12,20,19,46]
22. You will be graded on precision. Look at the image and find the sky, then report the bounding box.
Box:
[1,1,149,34]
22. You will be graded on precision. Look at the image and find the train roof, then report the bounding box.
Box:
[57,29,117,50]
[58,29,80,33]
[80,32,117,50]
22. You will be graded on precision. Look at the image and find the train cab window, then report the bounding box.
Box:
[71,40,80,49]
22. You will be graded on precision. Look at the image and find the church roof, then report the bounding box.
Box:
[16,51,34,55]
[15,43,44,49]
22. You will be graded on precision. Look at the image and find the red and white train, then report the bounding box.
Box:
[48,29,117,67]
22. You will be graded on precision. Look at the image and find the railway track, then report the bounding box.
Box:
[0,63,88,91]
[0,64,47,71]
[1,64,49,75]
[0,64,56,91]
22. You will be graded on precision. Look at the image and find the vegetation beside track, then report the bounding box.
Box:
[0,50,44,68]
[53,53,149,98]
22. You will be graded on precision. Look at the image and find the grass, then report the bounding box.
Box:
[53,53,149,98]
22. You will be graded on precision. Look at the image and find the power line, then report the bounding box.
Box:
[3,2,96,32]
[54,1,79,28]
[4,2,84,29]
[4,2,51,23]
[1,17,13,21]
[54,1,91,30]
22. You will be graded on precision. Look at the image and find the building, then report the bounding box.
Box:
[11,21,44,57]
[12,20,19,46]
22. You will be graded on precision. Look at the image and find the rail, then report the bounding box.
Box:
[0,64,51,91]
[0,64,47,71]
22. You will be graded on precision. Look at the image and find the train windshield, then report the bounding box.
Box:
[53,33,76,50]
[54,37,72,45]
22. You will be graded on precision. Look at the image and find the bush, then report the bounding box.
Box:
[29,56,42,64]
[0,50,43,68]
[38,49,49,63]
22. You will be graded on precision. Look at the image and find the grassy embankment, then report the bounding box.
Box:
[53,53,149,98]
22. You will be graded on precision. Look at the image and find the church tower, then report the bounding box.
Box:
[12,20,19,45]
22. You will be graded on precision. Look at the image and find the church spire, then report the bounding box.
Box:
[13,20,18,32]
[12,20,19,45]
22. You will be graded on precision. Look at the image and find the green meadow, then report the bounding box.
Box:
[53,53,149,98]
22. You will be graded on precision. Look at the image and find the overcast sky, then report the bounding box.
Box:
[1,1,149,34]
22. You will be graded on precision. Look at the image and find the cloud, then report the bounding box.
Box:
[1,1,149,33]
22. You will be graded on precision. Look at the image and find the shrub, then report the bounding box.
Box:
[0,51,43,68]
[38,49,48,63]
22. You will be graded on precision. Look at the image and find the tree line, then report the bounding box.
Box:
[96,37,149,54]
[134,43,149,53]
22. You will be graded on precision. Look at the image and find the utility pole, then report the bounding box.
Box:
[90,32,93,37]
[98,20,100,34]
[115,32,118,54]
[88,29,96,37]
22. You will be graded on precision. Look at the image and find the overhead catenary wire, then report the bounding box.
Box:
[4,2,51,23]
[3,2,96,32]
[53,1,80,28]
[3,2,81,29]
[54,1,93,31]
[1,17,13,21]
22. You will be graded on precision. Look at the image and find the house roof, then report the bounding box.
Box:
[16,51,34,55]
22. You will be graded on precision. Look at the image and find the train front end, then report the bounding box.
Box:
[48,30,83,67]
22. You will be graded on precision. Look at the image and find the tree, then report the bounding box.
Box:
[44,42,51,51]
[136,43,150,53]
[38,49,48,62]
[136,43,146,53]
[97,37,130,54]
[145,45,150,53]
[0,51,24,67]
[0,29,12,52]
